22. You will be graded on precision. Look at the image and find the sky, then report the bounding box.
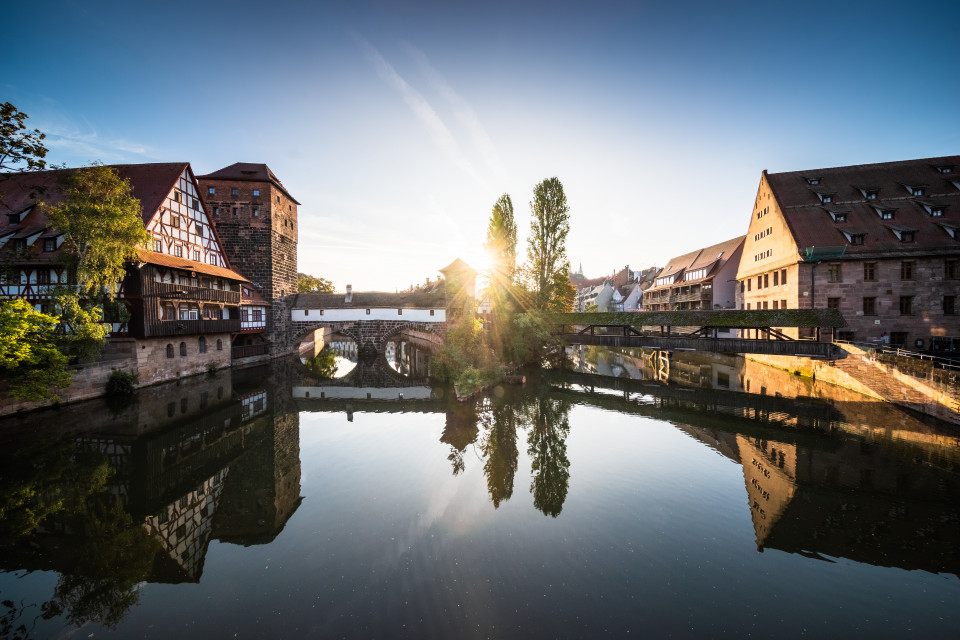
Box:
[6,0,959,291]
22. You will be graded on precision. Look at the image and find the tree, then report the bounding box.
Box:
[0,299,72,401]
[524,177,571,311]
[47,164,149,297]
[297,272,335,293]
[485,193,518,289]
[0,102,48,200]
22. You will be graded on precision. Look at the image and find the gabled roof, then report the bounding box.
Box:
[137,249,248,282]
[196,162,300,204]
[648,236,745,291]
[439,258,476,275]
[765,155,960,257]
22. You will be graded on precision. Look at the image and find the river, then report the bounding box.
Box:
[0,346,958,639]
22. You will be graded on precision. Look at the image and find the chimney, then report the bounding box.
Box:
[345,284,353,304]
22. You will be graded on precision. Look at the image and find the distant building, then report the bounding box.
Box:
[736,156,960,349]
[643,237,745,311]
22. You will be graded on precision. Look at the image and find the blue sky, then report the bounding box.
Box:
[6,0,959,291]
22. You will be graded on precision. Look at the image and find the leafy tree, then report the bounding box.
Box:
[0,102,48,200]
[297,273,335,293]
[47,164,149,297]
[54,291,110,363]
[524,177,572,311]
[485,193,518,290]
[0,299,72,400]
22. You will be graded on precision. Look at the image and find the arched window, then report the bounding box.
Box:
[216,338,223,351]
[179,342,187,357]
[198,336,207,354]
[166,343,174,358]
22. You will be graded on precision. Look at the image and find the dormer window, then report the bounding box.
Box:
[821,194,833,203]
[939,223,958,239]
[43,238,56,252]
[912,187,925,196]
[6,214,19,225]
[827,209,848,223]
[805,176,822,185]
[841,229,866,245]
[857,187,879,200]
[903,183,927,196]
[887,225,917,243]
[871,205,896,220]
[919,202,945,217]
[936,166,953,174]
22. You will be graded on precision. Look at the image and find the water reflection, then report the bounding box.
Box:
[1,349,958,637]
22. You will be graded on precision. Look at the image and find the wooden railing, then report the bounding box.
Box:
[142,279,240,304]
[232,343,270,359]
[142,318,240,337]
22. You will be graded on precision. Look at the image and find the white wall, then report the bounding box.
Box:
[291,307,446,322]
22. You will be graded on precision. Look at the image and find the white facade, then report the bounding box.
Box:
[292,307,446,322]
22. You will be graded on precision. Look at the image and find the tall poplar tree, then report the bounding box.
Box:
[524,177,572,311]
[484,193,517,307]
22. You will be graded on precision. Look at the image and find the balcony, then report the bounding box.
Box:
[233,343,270,359]
[142,318,241,337]
[142,279,241,304]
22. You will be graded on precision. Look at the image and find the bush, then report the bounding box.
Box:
[206,361,218,376]
[105,369,138,396]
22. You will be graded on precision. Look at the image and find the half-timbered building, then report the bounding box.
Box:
[0,163,266,383]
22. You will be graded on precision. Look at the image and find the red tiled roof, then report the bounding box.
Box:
[647,236,745,291]
[137,249,248,282]
[766,155,960,257]
[196,162,300,205]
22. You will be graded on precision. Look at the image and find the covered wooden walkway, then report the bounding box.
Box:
[547,309,846,358]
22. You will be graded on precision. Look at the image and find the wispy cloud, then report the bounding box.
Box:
[402,42,506,180]
[351,33,489,190]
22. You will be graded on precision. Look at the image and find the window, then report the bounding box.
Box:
[175,246,183,257]
[430,309,435,316]
[171,214,180,228]
[864,262,876,282]
[863,297,876,315]
[889,332,908,347]
[865,190,878,199]
[37,269,50,284]
[773,271,779,286]
[253,189,260,196]
[781,269,787,285]
[253,208,259,217]
[154,239,162,252]
[198,336,207,354]
[772,300,778,309]
[398,308,403,315]
[850,234,865,245]
[827,297,840,309]
[747,279,751,292]
[746,303,751,310]
[807,177,821,185]
[937,166,953,174]
[233,207,238,216]
[763,273,769,288]
[944,296,956,315]
[231,188,238,195]
[740,281,745,293]
[193,250,200,261]
[214,207,220,215]
[217,338,223,351]
[901,261,914,280]
[208,187,215,194]
[197,225,205,237]
[930,207,944,217]
[179,341,187,356]
[366,308,371,315]
[762,301,769,310]
[900,231,915,243]
[781,299,786,309]
[947,260,959,280]
[191,197,199,210]
[828,263,842,282]
[832,212,847,222]
[912,187,925,196]
[757,276,762,289]
[822,194,833,203]
[43,238,56,252]
[900,296,913,315]
[174,191,182,203]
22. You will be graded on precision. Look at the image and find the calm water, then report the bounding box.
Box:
[1,348,958,639]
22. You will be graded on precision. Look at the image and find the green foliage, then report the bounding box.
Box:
[0,298,72,401]
[47,164,149,297]
[206,361,219,376]
[432,316,500,393]
[0,102,48,199]
[502,313,552,366]
[105,369,138,397]
[524,177,571,311]
[297,272,335,293]
[54,291,110,363]
[485,193,518,290]
[304,347,338,378]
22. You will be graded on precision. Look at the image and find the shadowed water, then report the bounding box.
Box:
[0,346,958,639]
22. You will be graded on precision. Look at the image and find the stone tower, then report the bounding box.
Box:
[197,163,298,350]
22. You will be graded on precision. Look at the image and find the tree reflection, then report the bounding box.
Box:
[480,400,519,508]
[440,401,480,476]
[525,395,571,517]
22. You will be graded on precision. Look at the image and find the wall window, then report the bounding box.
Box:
[756,275,762,289]
[944,296,956,315]
[747,279,751,292]
[773,271,779,286]
[253,208,259,217]
[208,187,215,194]
[191,197,199,210]
[827,297,840,309]
[233,207,238,216]
[772,300,778,309]
[166,344,174,358]
[899,296,913,315]
[901,261,914,280]
[781,269,787,285]
[154,239,162,253]
[231,188,238,195]
[193,250,200,261]
[947,260,959,280]
[179,341,187,356]
[398,308,403,315]
[171,214,180,228]
[43,238,56,252]
[197,225,205,237]
[214,207,220,215]
[763,273,769,288]
[198,336,207,354]
[781,299,787,309]
[366,309,371,315]
[430,309,435,316]
[828,263,842,282]
[863,297,876,315]
[217,338,223,351]
[864,262,876,282]
[174,246,183,257]
[253,189,260,196]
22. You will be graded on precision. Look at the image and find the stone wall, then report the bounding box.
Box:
[135,333,232,385]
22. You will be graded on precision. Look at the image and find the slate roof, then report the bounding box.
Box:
[766,155,960,258]
[295,289,447,309]
[196,162,301,204]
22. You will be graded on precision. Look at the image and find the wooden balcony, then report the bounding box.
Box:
[142,279,240,304]
[142,318,240,337]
